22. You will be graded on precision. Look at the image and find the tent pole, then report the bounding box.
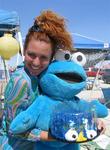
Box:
[17,31,24,65]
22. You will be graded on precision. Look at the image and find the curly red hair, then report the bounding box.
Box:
[24,10,73,54]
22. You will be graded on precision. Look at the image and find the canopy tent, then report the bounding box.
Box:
[0,9,24,64]
[71,33,110,68]
[0,9,24,83]
[72,33,110,50]
[0,9,20,36]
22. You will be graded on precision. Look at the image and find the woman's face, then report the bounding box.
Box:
[24,39,52,76]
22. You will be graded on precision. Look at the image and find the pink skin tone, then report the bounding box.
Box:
[97,119,106,134]
[24,39,52,76]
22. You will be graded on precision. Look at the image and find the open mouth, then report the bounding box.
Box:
[55,73,83,83]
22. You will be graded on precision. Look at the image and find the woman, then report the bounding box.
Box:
[0,10,106,150]
[0,10,74,150]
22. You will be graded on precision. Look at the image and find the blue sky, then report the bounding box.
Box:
[0,0,110,43]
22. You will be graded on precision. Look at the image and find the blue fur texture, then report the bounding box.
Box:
[9,60,108,149]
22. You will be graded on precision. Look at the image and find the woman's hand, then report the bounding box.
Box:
[97,119,106,134]
[40,131,56,141]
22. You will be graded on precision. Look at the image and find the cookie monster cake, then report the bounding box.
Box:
[50,102,99,143]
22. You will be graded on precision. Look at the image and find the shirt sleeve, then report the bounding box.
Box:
[4,72,43,141]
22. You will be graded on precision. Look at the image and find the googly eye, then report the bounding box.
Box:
[65,128,78,141]
[71,52,86,66]
[54,49,71,61]
[86,130,97,139]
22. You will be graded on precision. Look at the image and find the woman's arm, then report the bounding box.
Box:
[13,129,55,141]
[4,70,52,142]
